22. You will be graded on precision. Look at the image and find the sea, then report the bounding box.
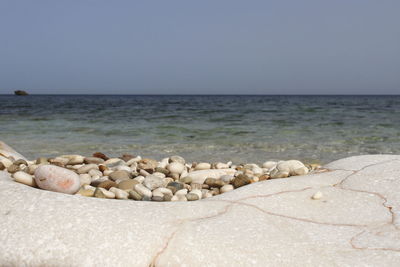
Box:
[1,95,399,164]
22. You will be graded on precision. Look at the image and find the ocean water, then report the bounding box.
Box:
[1,95,400,164]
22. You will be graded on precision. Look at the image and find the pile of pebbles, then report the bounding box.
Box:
[0,153,321,201]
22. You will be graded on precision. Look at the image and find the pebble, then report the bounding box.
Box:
[133,175,145,183]
[204,178,225,188]
[108,170,132,181]
[138,158,158,172]
[179,176,192,184]
[220,184,234,193]
[67,155,85,165]
[77,164,98,174]
[34,165,81,194]
[88,169,103,177]
[0,162,5,170]
[92,152,109,161]
[311,191,323,200]
[13,171,36,187]
[117,179,139,191]
[94,187,115,199]
[169,155,185,164]
[167,181,184,193]
[79,174,91,186]
[97,180,117,190]
[129,190,142,200]
[190,189,202,199]
[262,161,277,170]
[109,187,129,199]
[36,157,48,165]
[186,193,199,201]
[134,184,152,198]
[104,158,125,168]
[7,164,19,173]
[194,162,211,170]
[143,175,164,190]
[167,162,185,174]
[232,174,252,188]
[76,188,95,197]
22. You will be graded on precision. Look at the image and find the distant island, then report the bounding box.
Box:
[14,90,29,96]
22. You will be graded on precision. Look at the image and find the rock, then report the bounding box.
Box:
[75,188,94,197]
[270,160,309,178]
[134,184,152,199]
[104,158,125,168]
[220,175,234,183]
[88,169,103,177]
[128,190,142,200]
[109,187,129,199]
[6,164,19,174]
[167,181,184,194]
[152,172,166,179]
[79,174,91,186]
[120,154,135,162]
[262,161,277,170]
[167,162,185,174]
[97,180,117,190]
[210,187,220,195]
[215,162,229,169]
[169,155,185,165]
[232,174,252,188]
[311,191,323,200]
[181,169,236,184]
[98,165,108,172]
[1,158,13,168]
[0,162,5,170]
[180,176,192,184]
[94,187,115,199]
[92,152,109,161]
[126,156,141,165]
[155,167,169,175]
[49,157,69,166]
[190,189,202,199]
[194,162,211,170]
[175,189,188,196]
[143,175,164,190]
[133,176,145,183]
[77,164,98,174]
[34,165,80,194]
[67,155,84,165]
[115,165,132,172]
[190,183,203,190]
[153,187,173,197]
[258,174,270,181]
[13,171,36,187]
[163,194,173,201]
[13,159,28,166]
[138,158,158,172]
[220,184,234,193]
[204,178,225,188]
[84,157,104,164]
[108,170,132,181]
[186,193,199,201]
[117,179,139,191]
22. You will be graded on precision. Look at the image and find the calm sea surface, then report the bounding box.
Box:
[1,95,399,164]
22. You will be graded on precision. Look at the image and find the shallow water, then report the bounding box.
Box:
[1,95,400,164]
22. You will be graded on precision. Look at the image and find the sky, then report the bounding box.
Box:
[0,0,399,95]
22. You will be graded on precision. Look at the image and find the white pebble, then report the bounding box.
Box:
[13,171,36,187]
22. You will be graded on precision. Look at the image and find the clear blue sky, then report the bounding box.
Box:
[0,0,399,94]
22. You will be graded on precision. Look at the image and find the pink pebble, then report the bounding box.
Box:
[34,165,80,194]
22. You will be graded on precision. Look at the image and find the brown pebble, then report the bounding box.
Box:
[94,187,107,198]
[120,154,134,162]
[128,190,142,200]
[84,157,105,164]
[13,159,28,166]
[92,152,109,161]
[97,180,117,190]
[163,194,172,201]
[0,162,5,171]
[76,188,95,197]
[155,167,169,175]
[7,164,19,173]
[232,174,252,188]
[258,174,270,181]
[210,188,220,195]
[204,178,225,188]
[117,179,139,191]
[152,196,164,202]
[98,164,108,172]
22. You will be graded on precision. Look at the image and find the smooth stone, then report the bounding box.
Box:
[186,193,199,201]
[152,172,166,179]
[126,156,141,166]
[108,170,132,181]
[167,162,185,174]
[88,169,103,177]
[77,164,98,174]
[109,187,129,199]
[215,162,229,169]
[166,181,184,193]
[175,189,188,196]
[97,180,117,190]
[169,155,185,164]
[7,164,19,174]
[190,183,202,190]
[155,167,169,175]
[232,174,252,188]
[115,165,132,172]
[34,165,80,194]
[153,187,173,197]
[13,159,28,166]
[104,158,125,168]
[13,171,36,187]
[79,174,91,186]
[26,164,38,175]
[270,160,309,178]
[220,184,234,193]
[163,194,173,201]
[138,158,158,172]
[134,184,152,198]
[258,174,270,181]
[92,152,109,161]
[94,187,115,199]
[194,162,211,170]
[117,179,139,191]
[152,196,164,202]
[67,156,85,165]
[190,189,202,199]
[75,188,95,197]
[262,161,277,170]
[180,176,192,184]
[204,178,225,188]
[311,191,323,200]
[0,162,5,171]
[220,175,234,183]
[143,175,164,190]
[133,176,145,183]
[181,169,236,184]
[139,169,151,177]
[128,190,142,200]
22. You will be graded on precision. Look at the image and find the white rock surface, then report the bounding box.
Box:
[1,154,400,266]
[182,169,236,184]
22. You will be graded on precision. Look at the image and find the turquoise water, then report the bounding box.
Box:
[1,95,400,164]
